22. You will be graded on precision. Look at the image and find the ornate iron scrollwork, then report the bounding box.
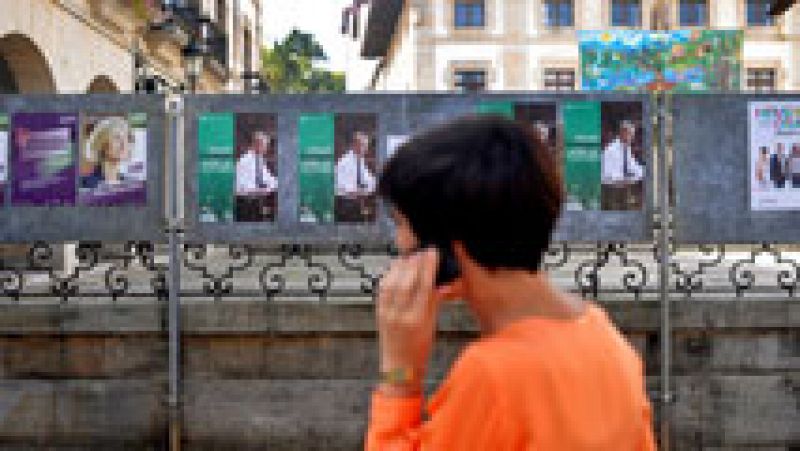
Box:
[729,243,799,297]
[574,242,649,300]
[183,243,254,300]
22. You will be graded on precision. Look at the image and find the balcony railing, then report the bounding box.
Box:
[170,0,228,69]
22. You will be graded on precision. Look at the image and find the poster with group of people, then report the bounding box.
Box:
[477,101,645,211]
[298,113,377,224]
[0,112,147,207]
[197,113,278,223]
[750,102,800,211]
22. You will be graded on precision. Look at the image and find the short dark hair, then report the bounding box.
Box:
[379,115,564,272]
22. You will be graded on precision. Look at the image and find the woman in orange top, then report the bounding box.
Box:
[367,116,656,450]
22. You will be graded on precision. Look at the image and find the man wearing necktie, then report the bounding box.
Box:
[601,120,644,210]
[236,131,278,221]
[335,130,377,222]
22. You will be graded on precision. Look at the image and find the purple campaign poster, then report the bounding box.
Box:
[11,113,77,206]
[0,114,8,206]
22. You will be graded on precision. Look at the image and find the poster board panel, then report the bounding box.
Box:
[0,95,166,243]
[673,94,800,243]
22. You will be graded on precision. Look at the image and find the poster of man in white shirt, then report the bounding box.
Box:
[334,114,377,223]
[601,102,645,211]
[235,113,278,222]
[514,103,558,155]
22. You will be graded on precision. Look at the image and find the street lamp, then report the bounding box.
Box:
[182,43,204,93]
[242,71,268,94]
[181,15,211,94]
[133,0,183,94]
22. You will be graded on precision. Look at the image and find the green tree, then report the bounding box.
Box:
[261,29,346,93]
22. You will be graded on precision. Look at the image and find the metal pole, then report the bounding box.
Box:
[657,92,672,451]
[132,39,139,94]
[167,96,183,450]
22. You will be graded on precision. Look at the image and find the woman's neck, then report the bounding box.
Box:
[468,271,585,334]
[103,161,119,182]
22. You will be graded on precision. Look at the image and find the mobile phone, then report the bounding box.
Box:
[419,241,461,287]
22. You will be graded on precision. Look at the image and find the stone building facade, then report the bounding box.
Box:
[0,0,263,95]
[358,0,800,91]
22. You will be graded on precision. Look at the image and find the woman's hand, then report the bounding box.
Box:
[376,248,440,396]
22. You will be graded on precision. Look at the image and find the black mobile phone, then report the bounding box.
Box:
[419,241,460,287]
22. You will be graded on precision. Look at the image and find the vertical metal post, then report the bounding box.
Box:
[132,39,139,94]
[657,92,672,451]
[167,96,183,450]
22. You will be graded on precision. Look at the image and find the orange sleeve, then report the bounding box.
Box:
[638,402,657,451]
[636,359,657,451]
[365,349,517,451]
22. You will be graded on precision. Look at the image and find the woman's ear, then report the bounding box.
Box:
[452,241,472,268]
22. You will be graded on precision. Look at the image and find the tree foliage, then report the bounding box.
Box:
[261,29,346,93]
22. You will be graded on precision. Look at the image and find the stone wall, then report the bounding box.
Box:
[0,300,797,450]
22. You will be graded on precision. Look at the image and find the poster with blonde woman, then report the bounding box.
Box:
[79,114,147,205]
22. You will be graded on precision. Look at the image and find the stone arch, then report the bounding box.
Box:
[0,32,56,93]
[86,75,119,93]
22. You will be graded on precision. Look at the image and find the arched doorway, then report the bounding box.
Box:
[0,55,18,93]
[0,33,56,93]
[87,75,118,93]
[0,33,57,267]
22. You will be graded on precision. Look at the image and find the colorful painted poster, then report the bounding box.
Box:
[600,102,645,211]
[334,114,377,223]
[198,113,235,223]
[235,114,277,222]
[563,102,602,211]
[0,114,7,206]
[579,30,743,91]
[78,113,147,205]
[750,102,800,211]
[298,113,335,224]
[11,113,77,206]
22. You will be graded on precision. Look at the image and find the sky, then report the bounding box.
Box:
[262,0,354,72]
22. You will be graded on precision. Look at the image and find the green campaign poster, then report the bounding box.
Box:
[298,113,335,223]
[198,113,235,223]
[563,101,601,211]
[476,101,515,119]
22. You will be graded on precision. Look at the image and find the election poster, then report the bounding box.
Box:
[386,135,409,159]
[600,102,645,211]
[476,101,558,152]
[563,102,602,211]
[0,114,8,206]
[563,101,645,211]
[198,113,235,223]
[298,113,335,224]
[11,113,78,206]
[79,113,147,205]
[235,114,277,222]
[334,114,377,223]
[514,103,558,154]
[750,102,800,211]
